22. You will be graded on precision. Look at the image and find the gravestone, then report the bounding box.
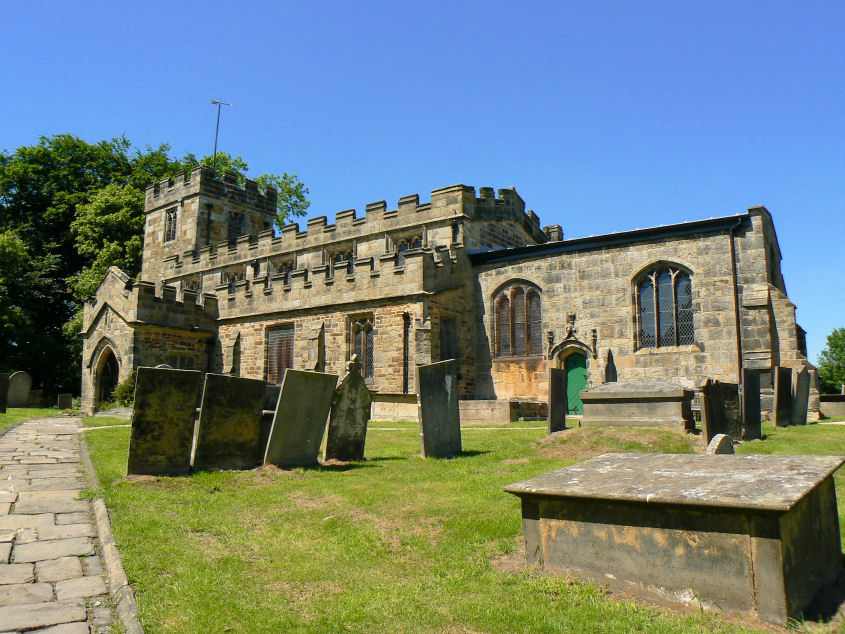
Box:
[193,374,267,471]
[0,373,8,414]
[7,371,32,408]
[417,359,462,458]
[548,368,567,434]
[706,433,734,454]
[741,369,762,440]
[28,389,44,407]
[57,394,73,410]
[127,367,203,476]
[263,369,338,467]
[700,380,741,444]
[773,366,793,427]
[260,384,282,450]
[324,357,372,461]
[791,367,810,426]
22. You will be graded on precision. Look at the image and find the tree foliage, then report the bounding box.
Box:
[817,328,845,394]
[0,134,309,391]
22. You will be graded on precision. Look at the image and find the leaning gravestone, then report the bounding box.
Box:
[700,380,742,443]
[57,393,73,410]
[193,374,267,471]
[417,359,462,458]
[324,357,372,462]
[7,371,32,408]
[127,367,203,476]
[548,368,567,434]
[263,370,338,467]
[0,373,8,414]
[791,367,810,426]
[741,369,762,440]
[706,433,735,454]
[773,366,793,427]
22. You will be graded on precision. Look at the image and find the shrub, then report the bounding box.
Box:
[112,370,136,407]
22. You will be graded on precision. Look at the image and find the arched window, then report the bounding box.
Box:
[351,316,374,381]
[637,266,695,348]
[494,284,542,357]
[396,236,422,267]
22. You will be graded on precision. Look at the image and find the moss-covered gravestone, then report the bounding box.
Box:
[263,370,338,467]
[127,367,203,476]
[193,373,267,471]
[701,379,741,443]
[324,357,372,462]
[417,359,462,458]
[7,371,32,408]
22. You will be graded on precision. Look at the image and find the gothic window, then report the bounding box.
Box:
[228,212,243,242]
[351,316,374,381]
[494,284,542,357]
[396,236,422,266]
[636,266,695,348]
[164,207,177,243]
[332,250,354,276]
[266,325,294,385]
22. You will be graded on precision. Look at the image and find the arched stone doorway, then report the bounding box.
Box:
[96,348,120,406]
[556,348,589,415]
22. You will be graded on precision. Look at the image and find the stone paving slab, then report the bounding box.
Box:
[0,417,113,631]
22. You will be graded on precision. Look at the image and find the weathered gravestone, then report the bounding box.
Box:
[28,389,44,407]
[127,367,203,476]
[57,394,73,410]
[263,370,338,467]
[0,373,8,414]
[193,374,267,471]
[741,369,762,440]
[7,371,32,408]
[548,368,567,434]
[259,384,282,450]
[700,380,742,443]
[324,357,372,462]
[505,454,845,625]
[706,433,734,454]
[791,367,810,426]
[417,359,462,458]
[773,366,793,427]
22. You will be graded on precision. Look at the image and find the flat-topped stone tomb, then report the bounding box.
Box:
[579,379,694,429]
[505,453,844,625]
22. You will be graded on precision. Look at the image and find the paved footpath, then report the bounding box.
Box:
[0,417,112,633]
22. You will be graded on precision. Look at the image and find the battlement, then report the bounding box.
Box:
[144,164,278,216]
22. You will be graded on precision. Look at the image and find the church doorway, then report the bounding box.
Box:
[562,351,588,415]
[96,348,120,406]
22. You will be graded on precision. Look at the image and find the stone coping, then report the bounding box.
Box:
[504,453,845,512]
[580,380,692,401]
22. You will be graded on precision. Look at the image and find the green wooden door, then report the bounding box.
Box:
[564,352,587,415]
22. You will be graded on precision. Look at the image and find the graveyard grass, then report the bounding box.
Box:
[84,420,845,634]
[0,407,64,432]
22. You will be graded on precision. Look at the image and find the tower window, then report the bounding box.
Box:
[164,207,177,243]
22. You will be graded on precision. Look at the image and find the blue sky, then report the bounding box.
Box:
[3,1,844,361]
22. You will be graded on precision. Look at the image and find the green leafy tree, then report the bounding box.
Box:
[817,328,845,394]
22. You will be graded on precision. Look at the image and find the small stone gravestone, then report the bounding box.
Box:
[7,371,32,408]
[57,394,73,410]
[127,367,203,476]
[28,389,44,407]
[706,433,734,454]
[263,369,338,467]
[193,373,267,471]
[791,367,810,426]
[324,356,372,462]
[417,359,462,458]
[548,367,567,434]
[700,380,741,443]
[773,366,792,428]
[0,373,8,414]
[741,369,762,440]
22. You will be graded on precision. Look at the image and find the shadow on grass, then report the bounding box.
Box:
[800,559,845,626]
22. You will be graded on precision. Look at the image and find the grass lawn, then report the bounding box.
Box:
[82,415,131,428]
[0,407,64,433]
[83,420,845,634]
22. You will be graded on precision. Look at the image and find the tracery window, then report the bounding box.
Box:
[351,315,374,381]
[164,207,177,243]
[636,266,694,348]
[494,284,542,357]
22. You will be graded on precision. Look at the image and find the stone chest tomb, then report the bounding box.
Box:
[505,453,844,625]
[579,380,695,429]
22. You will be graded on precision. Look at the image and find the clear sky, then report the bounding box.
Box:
[3,1,844,362]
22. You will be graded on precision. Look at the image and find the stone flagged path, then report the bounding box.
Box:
[0,418,112,633]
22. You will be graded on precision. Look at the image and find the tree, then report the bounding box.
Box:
[817,328,845,394]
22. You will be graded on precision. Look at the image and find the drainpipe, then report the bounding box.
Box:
[728,217,744,400]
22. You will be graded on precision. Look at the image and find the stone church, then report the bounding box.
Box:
[80,164,815,419]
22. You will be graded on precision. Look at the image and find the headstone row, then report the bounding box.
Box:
[127,358,383,476]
